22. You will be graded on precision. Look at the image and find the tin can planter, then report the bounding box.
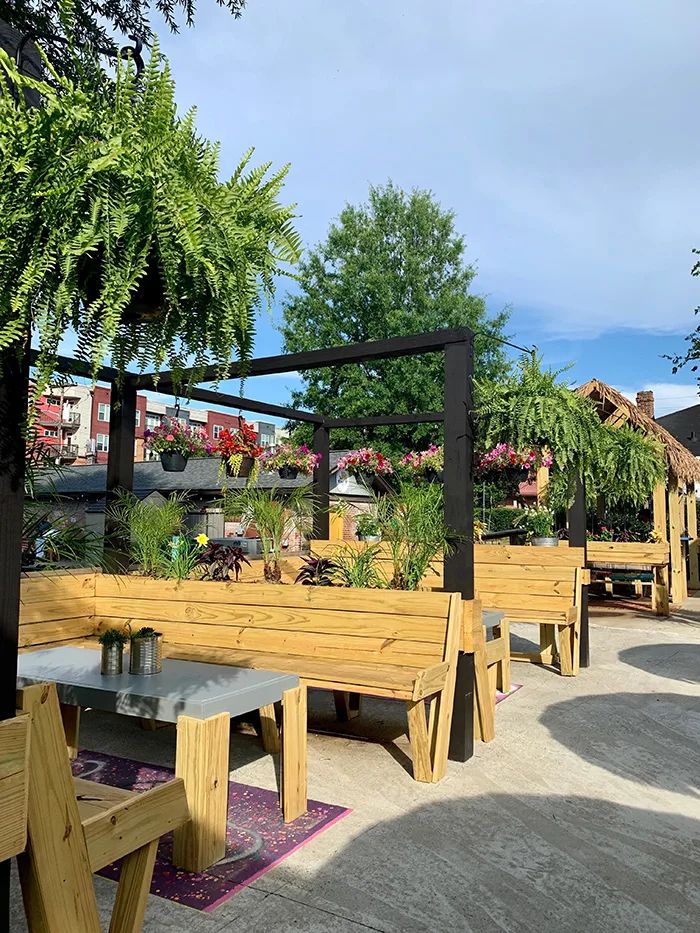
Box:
[532,537,559,547]
[278,465,299,479]
[161,450,188,472]
[358,534,382,543]
[101,643,124,676]
[129,632,163,675]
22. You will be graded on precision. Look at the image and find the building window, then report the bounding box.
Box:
[96,433,109,452]
[135,410,141,427]
[212,424,223,439]
[145,414,159,431]
[97,402,110,422]
[43,429,58,438]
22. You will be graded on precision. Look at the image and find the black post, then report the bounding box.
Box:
[568,476,590,668]
[104,378,137,569]
[0,342,29,927]
[443,338,475,762]
[312,423,330,540]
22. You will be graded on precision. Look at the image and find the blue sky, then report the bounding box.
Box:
[95,1,700,418]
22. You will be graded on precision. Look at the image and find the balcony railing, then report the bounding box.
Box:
[37,411,81,428]
[43,443,79,461]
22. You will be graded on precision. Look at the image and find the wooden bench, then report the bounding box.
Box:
[585,541,670,615]
[93,575,463,783]
[16,682,189,933]
[473,545,589,676]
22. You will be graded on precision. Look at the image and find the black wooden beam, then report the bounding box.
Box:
[184,386,324,424]
[443,338,475,763]
[104,379,137,570]
[568,476,590,667]
[28,348,126,386]
[312,424,330,540]
[324,411,444,429]
[132,328,474,390]
[0,341,29,928]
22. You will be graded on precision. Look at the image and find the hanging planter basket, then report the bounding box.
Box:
[78,249,165,324]
[224,455,255,479]
[160,451,188,473]
[423,468,444,484]
[278,465,299,480]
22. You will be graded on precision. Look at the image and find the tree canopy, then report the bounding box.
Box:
[280,182,511,456]
[1,1,247,74]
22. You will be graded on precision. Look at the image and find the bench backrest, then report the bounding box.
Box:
[585,541,670,567]
[19,570,97,650]
[94,575,461,671]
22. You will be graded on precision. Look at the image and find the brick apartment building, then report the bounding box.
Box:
[33,384,286,465]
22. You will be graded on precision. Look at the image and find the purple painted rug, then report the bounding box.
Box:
[71,750,350,913]
[496,683,522,704]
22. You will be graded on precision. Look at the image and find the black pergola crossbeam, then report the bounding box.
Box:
[184,386,324,425]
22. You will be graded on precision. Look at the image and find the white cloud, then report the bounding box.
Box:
[619,382,700,417]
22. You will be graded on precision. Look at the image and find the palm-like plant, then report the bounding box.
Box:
[222,485,314,583]
[0,43,301,395]
[104,490,189,575]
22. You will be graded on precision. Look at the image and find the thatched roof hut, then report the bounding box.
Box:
[577,378,700,484]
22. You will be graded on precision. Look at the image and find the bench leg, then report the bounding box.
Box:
[653,566,670,616]
[406,700,432,782]
[473,644,495,744]
[60,703,80,760]
[109,839,158,933]
[495,621,512,692]
[173,712,230,872]
[259,703,280,754]
[281,686,307,822]
[333,691,362,721]
[539,624,558,665]
[558,624,576,676]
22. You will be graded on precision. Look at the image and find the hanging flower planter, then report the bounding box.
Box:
[144,417,210,473]
[400,445,444,483]
[260,444,322,480]
[78,249,165,325]
[337,449,394,487]
[215,421,263,481]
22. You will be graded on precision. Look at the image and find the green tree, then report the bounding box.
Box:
[280,182,510,457]
[1,1,247,75]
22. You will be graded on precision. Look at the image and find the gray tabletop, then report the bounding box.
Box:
[17,646,299,722]
[483,610,505,632]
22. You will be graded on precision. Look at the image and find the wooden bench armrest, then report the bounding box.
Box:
[412,661,449,701]
[81,776,189,872]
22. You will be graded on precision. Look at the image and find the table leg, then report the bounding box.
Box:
[281,686,307,823]
[173,712,230,872]
[60,703,80,760]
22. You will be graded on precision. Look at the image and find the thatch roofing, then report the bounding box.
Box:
[576,379,700,484]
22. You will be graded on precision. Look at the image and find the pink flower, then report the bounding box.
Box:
[166,434,175,442]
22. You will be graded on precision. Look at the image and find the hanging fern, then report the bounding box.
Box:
[476,355,667,509]
[0,42,301,396]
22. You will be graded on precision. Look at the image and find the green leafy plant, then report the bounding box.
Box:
[295,556,338,586]
[332,543,386,589]
[104,490,189,575]
[166,534,207,580]
[514,506,555,540]
[222,485,314,583]
[485,506,522,533]
[0,43,301,396]
[131,626,161,638]
[374,482,455,590]
[355,513,381,539]
[197,542,251,582]
[98,628,128,647]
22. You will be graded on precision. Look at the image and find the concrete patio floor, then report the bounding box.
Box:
[10,603,700,932]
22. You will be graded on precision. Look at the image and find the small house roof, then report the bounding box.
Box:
[576,379,700,484]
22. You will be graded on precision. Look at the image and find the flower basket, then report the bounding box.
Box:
[278,465,299,479]
[224,454,256,478]
[259,444,321,479]
[337,449,393,485]
[161,450,188,472]
[215,420,262,481]
[401,445,444,483]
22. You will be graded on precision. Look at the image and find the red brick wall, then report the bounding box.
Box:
[206,411,242,441]
[90,386,147,463]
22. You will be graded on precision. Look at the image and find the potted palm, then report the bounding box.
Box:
[260,444,321,480]
[0,44,301,398]
[144,416,210,472]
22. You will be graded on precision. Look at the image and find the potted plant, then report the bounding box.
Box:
[144,416,210,472]
[196,541,251,581]
[355,513,382,542]
[336,448,394,486]
[98,628,128,676]
[400,444,444,483]
[215,420,263,478]
[260,444,321,480]
[0,44,301,399]
[515,506,558,547]
[295,555,338,586]
[129,626,164,675]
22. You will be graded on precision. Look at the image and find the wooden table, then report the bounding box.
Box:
[17,645,307,872]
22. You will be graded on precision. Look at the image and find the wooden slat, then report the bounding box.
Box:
[475,563,581,581]
[474,593,572,613]
[95,617,443,668]
[95,574,453,618]
[20,597,95,624]
[0,714,30,861]
[474,544,585,566]
[412,662,449,700]
[20,571,96,604]
[93,597,451,644]
[19,617,95,648]
[473,577,574,597]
